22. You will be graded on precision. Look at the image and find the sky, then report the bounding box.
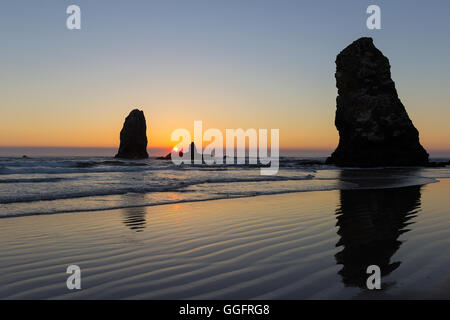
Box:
[0,0,449,156]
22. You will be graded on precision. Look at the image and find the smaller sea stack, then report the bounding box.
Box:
[115,109,149,159]
[157,142,203,163]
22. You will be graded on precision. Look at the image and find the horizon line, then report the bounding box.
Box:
[1,146,450,158]
[0,146,336,151]
[1,146,450,151]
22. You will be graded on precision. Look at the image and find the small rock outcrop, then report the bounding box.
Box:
[157,151,181,161]
[326,37,429,167]
[115,109,149,159]
[184,142,202,163]
[157,142,203,163]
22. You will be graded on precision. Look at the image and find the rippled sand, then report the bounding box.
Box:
[1,179,450,299]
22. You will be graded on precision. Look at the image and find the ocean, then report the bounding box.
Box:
[1,156,449,218]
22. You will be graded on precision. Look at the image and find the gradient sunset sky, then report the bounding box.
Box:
[1,0,449,155]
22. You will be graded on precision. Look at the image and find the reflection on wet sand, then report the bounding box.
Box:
[122,206,146,232]
[335,182,422,288]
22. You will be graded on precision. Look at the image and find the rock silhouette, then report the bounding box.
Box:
[184,142,203,163]
[334,181,422,288]
[157,151,180,161]
[115,109,149,159]
[326,38,429,167]
[157,142,203,163]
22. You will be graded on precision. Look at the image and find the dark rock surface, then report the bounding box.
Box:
[184,142,202,163]
[157,142,202,163]
[157,151,181,161]
[427,160,450,167]
[115,109,149,159]
[326,37,429,167]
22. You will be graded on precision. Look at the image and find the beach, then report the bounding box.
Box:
[2,176,450,299]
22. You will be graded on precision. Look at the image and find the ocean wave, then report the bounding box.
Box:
[0,181,349,218]
[0,165,158,175]
[0,163,259,175]
[0,175,439,219]
[0,177,70,184]
[0,175,315,205]
[73,160,149,168]
[0,157,324,175]
[0,156,447,220]
[0,186,178,204]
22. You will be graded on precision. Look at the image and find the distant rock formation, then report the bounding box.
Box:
[115,109,149,159]
[184,142,202,163]
[157,150,181,161]
[326,37,429,167]
[157,142,203,163]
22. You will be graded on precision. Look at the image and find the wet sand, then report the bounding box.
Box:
[1,179,450,299]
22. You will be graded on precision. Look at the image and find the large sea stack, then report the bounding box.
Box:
[115,109,149,159]
[326,37,429,167]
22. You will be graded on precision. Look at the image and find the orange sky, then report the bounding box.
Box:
[0,82,448,153]
[1,101,448,153]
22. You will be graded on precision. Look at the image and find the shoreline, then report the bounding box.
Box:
[0,176,441,220]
